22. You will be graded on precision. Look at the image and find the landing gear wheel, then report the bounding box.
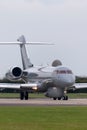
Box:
[53,97,57,100]
[25,91,28,100]
[20,92,24,100]
[20,91,29,100]
[63,96,68,100]
[58,97,61,100]
[65,96,68,100]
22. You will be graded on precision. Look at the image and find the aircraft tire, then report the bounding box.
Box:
[53,97,57,100]
[63,96,68,100]
[25,91,28,100]
[20,92,24,100]
[65,96,68,100]
[58,97,61,100]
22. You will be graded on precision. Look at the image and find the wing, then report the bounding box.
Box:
[73,83,87,89]
[0,83,20,89]
[0,83,38,90]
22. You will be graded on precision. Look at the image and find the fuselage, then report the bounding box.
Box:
[24,65,75,89]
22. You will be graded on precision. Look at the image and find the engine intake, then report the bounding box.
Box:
[6,67,23,81]
[12,67,22,77]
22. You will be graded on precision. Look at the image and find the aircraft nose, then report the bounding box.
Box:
[63,75,75,86]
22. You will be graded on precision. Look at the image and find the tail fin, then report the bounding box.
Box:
[17,35,33,69]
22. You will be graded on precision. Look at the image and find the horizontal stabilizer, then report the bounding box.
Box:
[0,35,54,69]
[0,42,54,45]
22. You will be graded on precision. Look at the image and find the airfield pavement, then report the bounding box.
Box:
[0,98,87,106]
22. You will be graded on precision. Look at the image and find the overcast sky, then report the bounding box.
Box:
[0,0,87,77]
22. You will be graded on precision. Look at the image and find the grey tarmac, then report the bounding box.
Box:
[0,98,87,106]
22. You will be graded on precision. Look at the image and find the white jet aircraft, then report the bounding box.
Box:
[0,35,75,100]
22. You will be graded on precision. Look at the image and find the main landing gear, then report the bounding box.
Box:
[62,95,68,100]
[20,91,28,100]
[53,95,68,100]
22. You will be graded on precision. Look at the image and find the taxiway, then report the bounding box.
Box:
[0,98,87,106]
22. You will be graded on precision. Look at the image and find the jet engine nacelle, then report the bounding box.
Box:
[6,67,23,81]
[52,59,62,67]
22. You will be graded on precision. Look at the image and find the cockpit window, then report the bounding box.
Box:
[55,70,72,74]
[59,70,66,74]
[67,70,72,74]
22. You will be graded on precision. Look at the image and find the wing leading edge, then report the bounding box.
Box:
[73,83,87,89]
[0,83,38,90]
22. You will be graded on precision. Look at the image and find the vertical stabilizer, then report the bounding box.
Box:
[17,35,33,69]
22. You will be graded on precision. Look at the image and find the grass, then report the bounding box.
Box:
[68,93,87,99]
[0,93,87,99]
[0,93,19,98]
[0,93,44,98]
[0,106,87,130]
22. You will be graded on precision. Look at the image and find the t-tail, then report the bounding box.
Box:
[17,35,33,70]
